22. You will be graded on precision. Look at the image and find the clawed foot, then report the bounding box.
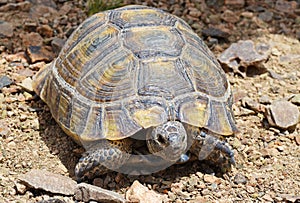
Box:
[194,131,235,165]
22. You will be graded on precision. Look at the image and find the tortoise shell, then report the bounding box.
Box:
[32,5,237,144]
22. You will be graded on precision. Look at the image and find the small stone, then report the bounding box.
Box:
[295,136,300,145]
[246,186,255,193]
[262,193,273,202]
[259,95,271,104]
[265,100,300,131]
[0,120,10,136]
[203,174,221,184]
[15,181,27,194]
[290,94,300,105]
[0,75,13,89]
[0,21,14,37]
[276,146,284,152]
[126,180,167,203]
[258,11,273,22]
[75,183,126,203]
[221,9,240,23]
[202,27,229,39]
[18,77,33,92]
[224,0,245,8]
[233,173,247,184]
[37,25,54,38]
[26,46,54,63]
[0,1,31,12]
[51,38,65,54]
[20,32,43,47]
[275,0,297,14]
[18,169,76,195]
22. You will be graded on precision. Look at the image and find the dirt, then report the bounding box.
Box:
[0,0,299,202]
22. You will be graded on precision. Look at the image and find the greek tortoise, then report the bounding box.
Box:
[32,5,238,180]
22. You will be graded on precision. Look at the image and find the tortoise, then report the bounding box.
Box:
[32,5,238,180]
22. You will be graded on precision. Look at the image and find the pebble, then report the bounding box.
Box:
[290,94,300,105]
[26,46,54,63]
[20,32,44,47]
[0,120,10,136]
[18,77,33,92]
[202,27,230,39]
[203,174,221,184]
[224,0,245,8]
[0,21,14,37]
[0,75,13,89]
[75,183,126,203]
[18,169,76,195]
[51,37,65,54]
[265,100,300,131]
[258,11,273,22]
[126,180,167,203]
[37,24,54,38]
[221,9,240,23]
[233,173,247,184]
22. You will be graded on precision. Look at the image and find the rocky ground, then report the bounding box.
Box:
[0,0,299,202]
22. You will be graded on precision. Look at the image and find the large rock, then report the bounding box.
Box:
[265,100,300,131]
[18,169,76,195]
[75,183,126,203]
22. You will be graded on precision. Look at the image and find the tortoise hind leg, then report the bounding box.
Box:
[75,139,132,181]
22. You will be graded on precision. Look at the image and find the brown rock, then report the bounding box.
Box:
[224,0,245,8]
[218,40,269,77]
[51,37,65,54]
[20,32,43,47]
[0,1,31,12]
[75,183,126,203]
[18,169,77,195]
[0,21,14,37]
[203,174,221,184]
[37,25,54,38]
[126,180,167,203]
[275,0,297,14]
[26,46,54,63]
[221,9,240,23]
[265,100,300,131]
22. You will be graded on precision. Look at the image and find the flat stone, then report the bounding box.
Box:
[218,40,269,77]
[221,9,240,23]
[126,180,167,203]
[75,183,126,203]
[18,169,76,195]
[265,100,300,131]
[203,174,221,184]
[275,0,297,14]
[258,11,273,22]
[18,77,33,92]
[202,27,230,39]
[26,46,54,63]
[224,0,245,8]
[20,32,44,47]
[0,75,13,89]
[0,21,14,37]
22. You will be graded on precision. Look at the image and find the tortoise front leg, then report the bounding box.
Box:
[75,139,132,181]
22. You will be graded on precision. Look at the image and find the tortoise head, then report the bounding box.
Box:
[146,121,188,162]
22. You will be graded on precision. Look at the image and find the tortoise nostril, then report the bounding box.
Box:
[157,133,167,144]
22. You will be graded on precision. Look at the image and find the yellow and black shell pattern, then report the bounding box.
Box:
[33,5,237,144]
